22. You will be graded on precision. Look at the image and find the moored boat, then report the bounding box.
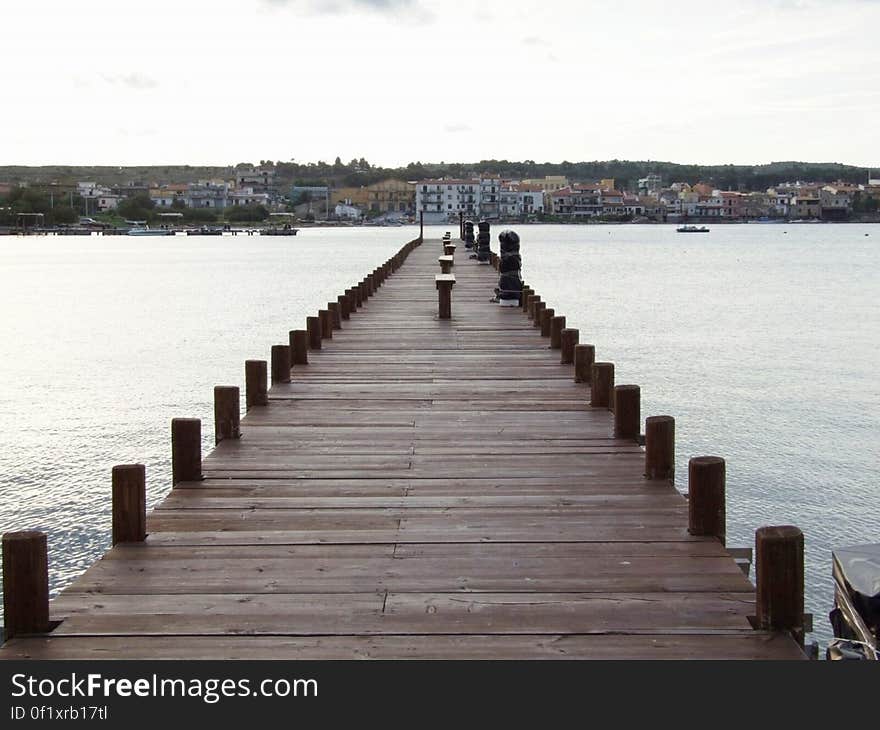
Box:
[676,225,710,233]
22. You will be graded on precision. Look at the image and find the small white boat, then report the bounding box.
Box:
[127,226,173,236]
[676,225,710,233]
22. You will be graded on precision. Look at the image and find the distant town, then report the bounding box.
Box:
[2,160,879,233]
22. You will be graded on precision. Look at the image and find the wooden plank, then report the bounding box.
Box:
[0,633,807,660]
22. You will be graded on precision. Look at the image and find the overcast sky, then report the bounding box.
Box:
[1,0,878,168]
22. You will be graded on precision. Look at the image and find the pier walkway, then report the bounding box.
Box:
[0,237,805,659]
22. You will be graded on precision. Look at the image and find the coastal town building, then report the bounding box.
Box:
[521,175,568,192]
[236,167,275,194]
[415,179,480,223]
[638,174,662,196]
[363,179,415,214]
[499,184,545,217]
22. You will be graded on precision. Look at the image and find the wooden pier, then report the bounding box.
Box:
[0,235,806,659]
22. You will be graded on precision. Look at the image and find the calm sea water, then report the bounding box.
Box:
[1,223,877,648]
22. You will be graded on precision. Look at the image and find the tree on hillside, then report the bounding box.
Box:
[117,194,155,221]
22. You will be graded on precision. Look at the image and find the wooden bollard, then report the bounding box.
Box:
[550,316,566,348]
[366,274,375,295]
[591,362,614,408]
[1,530,50,639]
[561,328,579,364]
[290,330,308,365]
[526,294,541,319]
[352,284,363,308]
[755,525,804,644]
[645,415,675,481]
[271,344,291,383]
[688,456,726,543]
[527,295,541,319]
[171,417,202,485]
[213,386,240,443]
[540,307,555,337]
[521,287,533,311]
[532,301,546,328]
[574,344,595,383]
[319,310,333,339]
[112,464,146,545]
[338,294,350,320]
[328,302,342,329]
[613,385,640,440]
[306,316,322,349]
[436,275,455,319]
[245,360,267,409]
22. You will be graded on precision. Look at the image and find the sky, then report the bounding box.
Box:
[1,0,878,168]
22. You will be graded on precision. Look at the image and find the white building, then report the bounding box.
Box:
[478,178,501,218]
[638,174,662,197]
[498,185,545,217]
[229,187,270,207]
[185,181,231,208]
[415,178,521,222]
[415,179,479,223]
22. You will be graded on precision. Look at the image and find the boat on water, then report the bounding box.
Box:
[185,226,224,236]
[676,225,710,233]
[127,227,173,236]
[260,225,298,236]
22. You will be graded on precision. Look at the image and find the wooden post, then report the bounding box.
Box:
[755,525,804,645]
[338,294,350,320]
[688,456,726,543]
[644,415,675,481]
[213,386,240,444]
[550,316,566,349]
[319,310,333,339]
[532,301,546,328]
[540,307,555,337]
[328,302,342,329]
[352,284,362,308]
[271,344,291,384]
[613,385,640,440]
[527,295,541,320]
[245,360,267,409]
[561,328,579,364]
[436,276,455,319]
[307,316,322,349]
[574,344,595,383]
[171,417,201,485]
[112,464,146,545]
[419,210,424,242]
[521,287,533,311]
[290,330,308,365]
[591,362,614,408]
[1,530,50,639]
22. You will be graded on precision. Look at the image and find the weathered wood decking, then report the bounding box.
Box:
[0,238,805,659]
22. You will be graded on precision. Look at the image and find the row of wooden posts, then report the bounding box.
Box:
[460,237,807,649]
[0,237,423,644]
